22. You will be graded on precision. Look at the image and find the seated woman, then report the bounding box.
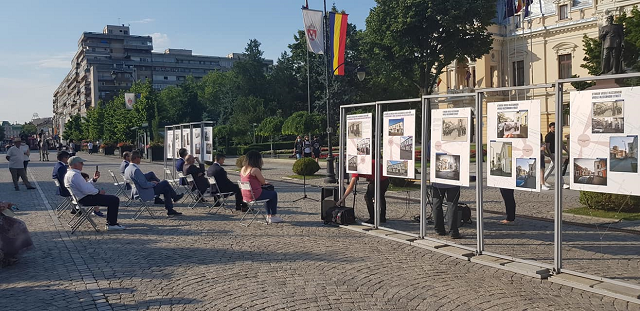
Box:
[183,155,210,200]
[240,151,282,223]
[0,201,34,267]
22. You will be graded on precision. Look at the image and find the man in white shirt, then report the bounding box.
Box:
[6,138,35,191]
[87,142,94,154]
[19,140,30,169]
[64,156,125,230]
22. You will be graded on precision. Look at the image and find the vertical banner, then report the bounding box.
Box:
[430,108,472,186]
[382,110,416,178]
[204,127,213,162]
[328,12,348,75]
[174,129,182,155]
[193,127,202,160]
[166,129,174,159]
[346,113,373,175]
[125,93,135,110]
[182,128,191,154]
[302,9,325,54]
[487,100,541,192]
[570,87,639,195]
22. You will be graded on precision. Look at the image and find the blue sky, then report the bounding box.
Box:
[0,0,376,124]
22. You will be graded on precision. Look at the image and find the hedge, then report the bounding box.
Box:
[579,191,640,212]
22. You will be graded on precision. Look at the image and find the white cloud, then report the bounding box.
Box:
[148,33,170,52]
[0,52,75,70]
[130,18,155,24]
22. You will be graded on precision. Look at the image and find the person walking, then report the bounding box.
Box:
[303,136,313,158]
[293,136,303,159]
[20,139,30,170]
[312,136,321,162]
[6,138,35,191]
[540,133,549,190]
[543,122,558,187]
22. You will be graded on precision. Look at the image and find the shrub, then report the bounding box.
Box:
[236,155,246,168]
[292,158,321,176]
[579,191,640,212]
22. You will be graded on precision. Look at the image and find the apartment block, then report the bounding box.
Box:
[53,25,273,137]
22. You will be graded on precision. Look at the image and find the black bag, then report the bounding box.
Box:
[458,203,472,227]
[261,184,274,191]
[331,207,356,225]
[321,200,337,221]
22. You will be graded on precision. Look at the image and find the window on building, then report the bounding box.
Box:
[512,60,525,86]
[558,54,572,79]
[559,4,568,20]
[164,76,168,80]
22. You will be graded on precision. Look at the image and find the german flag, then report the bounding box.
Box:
[329,12,348,75]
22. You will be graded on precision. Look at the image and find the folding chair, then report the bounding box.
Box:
[177,172,200,204]
[107,170,133,207]
[208,176,235,214]
[53,180,73,216]
[165,168,182,192]
[184,174,210,209]
[237,181,269,226]
[67,189,100,234]
[129,183,156,220]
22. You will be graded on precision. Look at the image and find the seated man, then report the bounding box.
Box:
[52,151,71,198]
[120,151,163,203]
[64,156,124,230]
[175,148,188,185]
[124,151,184,216]
[207,154,246,211]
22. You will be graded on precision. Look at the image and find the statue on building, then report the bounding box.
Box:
[600,15,624,75]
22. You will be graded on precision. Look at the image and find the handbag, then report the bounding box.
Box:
[261,184,275,191]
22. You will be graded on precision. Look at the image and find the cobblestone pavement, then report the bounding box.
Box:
[0,152,638,310]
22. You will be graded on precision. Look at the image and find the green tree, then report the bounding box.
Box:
[256,116,285,152]
[229,96,267,144]
[0,126,5,141]
[363,0,496,96]
[233,39,269,99]
[21,122,37,136]
[281,111,325,136]
[62,114,84,142]
[84,106,104,142]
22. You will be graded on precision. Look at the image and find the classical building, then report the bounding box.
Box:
[435,0,639,139]
[53,25,273,137]
[1,121,22,140]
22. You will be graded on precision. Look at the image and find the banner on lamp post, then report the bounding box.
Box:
[302,9,324,55]
[125,93,135,110]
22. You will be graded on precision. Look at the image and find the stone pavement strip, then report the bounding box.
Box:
[0,152,638,311]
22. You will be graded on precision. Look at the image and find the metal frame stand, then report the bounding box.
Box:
[293,174,319,202]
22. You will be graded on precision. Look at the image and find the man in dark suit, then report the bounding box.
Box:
[206,154,246,211]
[52,151,71,198]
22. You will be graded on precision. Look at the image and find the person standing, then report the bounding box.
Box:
[561,134,570,189]
[293,136,303,159]
[499,188,516,224]
[312,136,321,162]
[543,122,557,186]
[337,160,390,224]
[88,141,94,155]
[64,156,125,230]
[540,133,549,190]
[431,183,462,239]
[303,136,313,158]
[6,138,35,191]
[19,140,30,170]
[69,140,76,156]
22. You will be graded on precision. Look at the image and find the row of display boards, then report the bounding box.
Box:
[346,86,639,196]
[164,123,215,163]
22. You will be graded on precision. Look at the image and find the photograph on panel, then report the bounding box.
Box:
[204,130,210,141]
[348,155,358,172]
[515,158,537,189]
[490,141,513,177]
[386,160,409,177]
[399,136,413,160]
[357,138,371,155]
[435,153,460,181]
[609,135,638,173]
[592,100,624,133]
[195,131,201,139]
[574,158,608,185]
[206,143,212,155]
[388,118,404,136]
[497,110,529,138]
[348,121,362,139]
[441,117,467,142]
[195,143,201,154]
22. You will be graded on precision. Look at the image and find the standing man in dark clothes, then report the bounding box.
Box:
[543,122,557,186]
[499,188,516,224]
[431,183,462,239]
[336,160,390,224]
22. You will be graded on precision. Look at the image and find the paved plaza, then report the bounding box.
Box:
[1,152,639,310]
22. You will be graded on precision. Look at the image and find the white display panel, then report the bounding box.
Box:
[430,108,471,186]
[182,128,191,155]
[383,110,416,178]
[487,100,541,192]
[174,130,182,156]
[193,128,202,159]
[166,130,174,159]
[204,127,213,162]
[569,87,640,195]
[346,113,373,175]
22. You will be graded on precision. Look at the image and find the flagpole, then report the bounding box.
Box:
[323,0,337,183]
[307,49,311,114]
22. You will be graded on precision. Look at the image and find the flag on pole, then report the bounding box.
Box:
[523,0,533,17]
[329,12,348,75]
[125,93,135,110]
[515,0,523,13]
[302,9,324,54]
[504,0,515,19]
